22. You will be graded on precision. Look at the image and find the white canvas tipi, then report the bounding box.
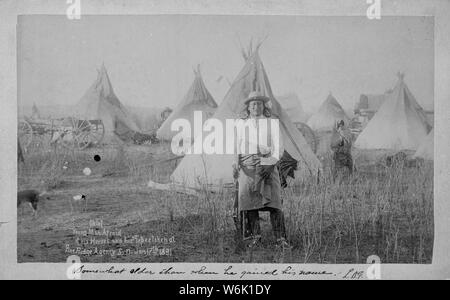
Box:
[307,93,350,131]
[168,47,321,189]
[31,103,40,119]
[75,64,140,139]
[413,129,434,160]
[157,67,218,141]
[355,73,430,150]
[277,93,308,123]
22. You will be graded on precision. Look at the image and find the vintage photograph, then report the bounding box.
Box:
[17,15,434,264]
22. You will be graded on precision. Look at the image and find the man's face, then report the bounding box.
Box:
[248,100,264,117]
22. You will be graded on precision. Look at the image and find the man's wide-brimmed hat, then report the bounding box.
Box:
[244,91,271,105]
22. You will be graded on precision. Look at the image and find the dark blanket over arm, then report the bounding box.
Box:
[277,150,298,188]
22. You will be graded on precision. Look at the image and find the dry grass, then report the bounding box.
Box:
[17,142,433,264]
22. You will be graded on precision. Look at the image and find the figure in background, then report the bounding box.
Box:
[330,119,354,182]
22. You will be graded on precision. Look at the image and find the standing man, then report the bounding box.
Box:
[330,120,353,182]
[232,91,291,249]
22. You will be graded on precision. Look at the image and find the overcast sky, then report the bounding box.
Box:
[18,15,434,113]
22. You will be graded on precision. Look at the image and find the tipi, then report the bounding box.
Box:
[413,129,434,160]
[157,67,218,141]
[307,93,350,131]
[75,64,140,139]
[277,93,308,123]
[354,73,430,150]
[167,46,321,189]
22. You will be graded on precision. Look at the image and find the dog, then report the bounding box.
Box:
[17,190,49,217]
